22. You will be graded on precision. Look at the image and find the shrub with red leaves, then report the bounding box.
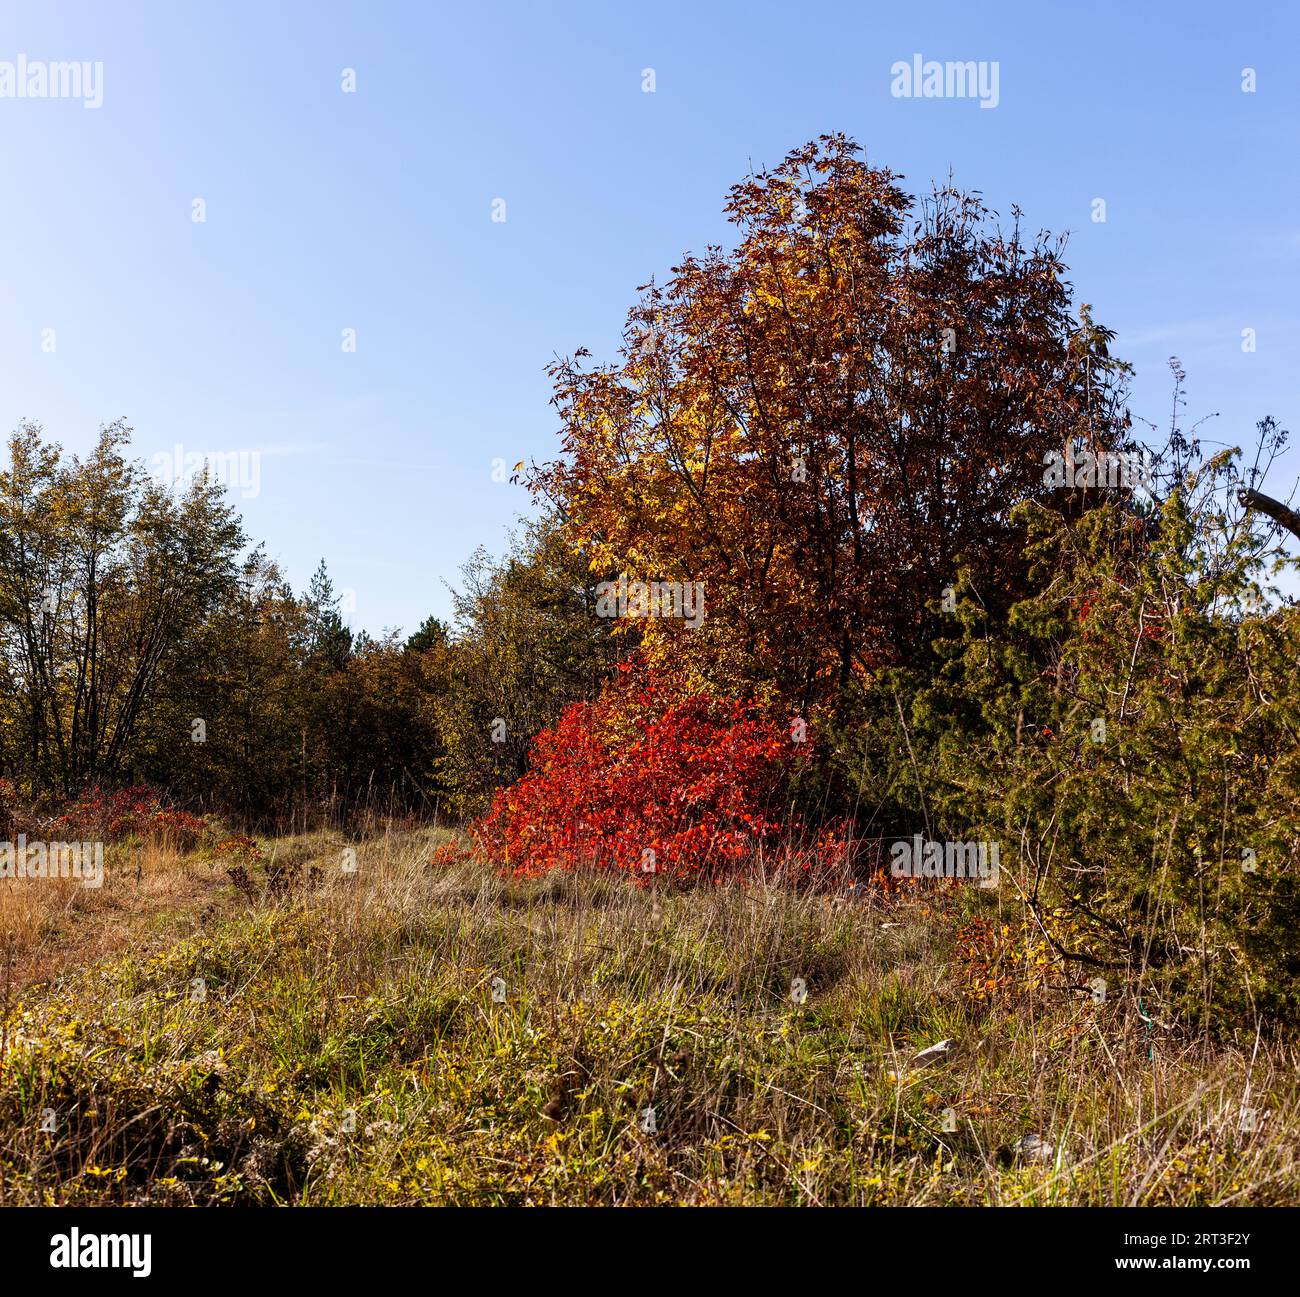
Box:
[0,777,18,839]
[51,786,210,849]
[211,834,264,865]
[429,839,472,868]
[474,664,805,881]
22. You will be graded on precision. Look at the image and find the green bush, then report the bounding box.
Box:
[833,427,1300,1028]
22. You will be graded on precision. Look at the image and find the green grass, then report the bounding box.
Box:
[1,827,1297,1205]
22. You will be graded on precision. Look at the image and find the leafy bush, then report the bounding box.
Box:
[474,661,805,881]
[0,777,18,839]
[834,421,1300,1026]
[51,785,210,849]
[425,514,621,820]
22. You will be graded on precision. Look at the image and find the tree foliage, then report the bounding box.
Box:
[536,134,1130,711]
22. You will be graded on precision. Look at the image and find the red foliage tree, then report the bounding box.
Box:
[535,134,1131,708]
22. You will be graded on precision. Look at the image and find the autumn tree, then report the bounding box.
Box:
[536,135,1132,714]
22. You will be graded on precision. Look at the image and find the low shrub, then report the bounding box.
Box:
[50,786,210,850]
[475,662,805,882]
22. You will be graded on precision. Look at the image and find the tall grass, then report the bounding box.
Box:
[1,827,1296,1204]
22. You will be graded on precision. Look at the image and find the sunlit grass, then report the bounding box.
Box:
[1,828,1296,1205]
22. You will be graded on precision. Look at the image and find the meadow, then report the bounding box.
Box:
[2,825,1296,1206]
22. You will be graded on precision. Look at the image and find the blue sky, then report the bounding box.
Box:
[1,0,1296,636]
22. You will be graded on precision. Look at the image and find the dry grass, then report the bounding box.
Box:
[0,838,206,986]
[1,827,1297,1205]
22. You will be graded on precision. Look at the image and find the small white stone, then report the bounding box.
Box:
[910,1039,954,1068]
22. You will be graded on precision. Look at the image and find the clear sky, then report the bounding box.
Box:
[1,0,1296,636]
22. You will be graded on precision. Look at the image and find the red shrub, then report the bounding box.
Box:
[474,663,806,881]
[429,839,472,868]
[0,777,18,838]
[211,834,264,865]
[52,785,210,849]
